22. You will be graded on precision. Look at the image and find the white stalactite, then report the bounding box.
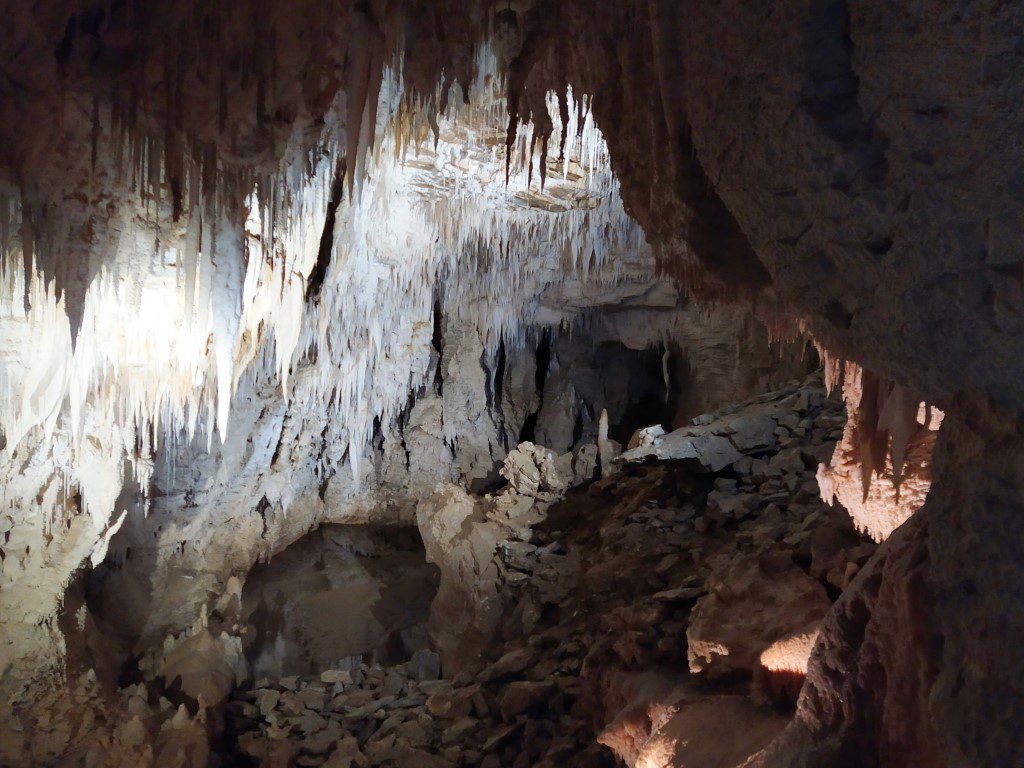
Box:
[0,46,641,608]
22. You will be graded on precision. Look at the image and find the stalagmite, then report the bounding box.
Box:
[597,407,617,478]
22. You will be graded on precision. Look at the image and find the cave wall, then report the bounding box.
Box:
[1,5,1017,446]
[748,405,1024,768]
[507,0,1024,412]
[0,35,640,706]
[489,2,1024,764]
[548,3,1024,765]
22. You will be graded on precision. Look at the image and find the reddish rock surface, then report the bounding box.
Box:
[817,361,942,542]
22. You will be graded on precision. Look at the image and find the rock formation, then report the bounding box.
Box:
[816,360,942,542]
[0,2,1020,765]
[686,550,830,681]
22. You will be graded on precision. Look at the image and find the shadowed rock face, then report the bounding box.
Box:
[1,1,1022,766]
[749,408,1024,768]
[686,549,830,681]
[240,525,439,678]
[518,0,1024,411]
[494,5,1024,764]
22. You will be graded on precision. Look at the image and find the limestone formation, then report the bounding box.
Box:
[416,484,505,672]
[816,361,942,542]
[498,443,570,498]
[0,3,1020,765]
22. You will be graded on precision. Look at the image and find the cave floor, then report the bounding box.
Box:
[223,376,871,767]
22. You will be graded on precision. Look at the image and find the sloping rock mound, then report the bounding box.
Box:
[227,373,877,767]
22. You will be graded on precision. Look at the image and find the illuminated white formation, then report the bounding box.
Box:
[2,49,634,494]
[0,47,648,684]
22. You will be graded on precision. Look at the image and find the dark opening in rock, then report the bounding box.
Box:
[241,525,440,679]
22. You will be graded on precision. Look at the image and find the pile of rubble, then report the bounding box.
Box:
[225,371,878,767]
[0,668,213,767]
[229,642,604,768]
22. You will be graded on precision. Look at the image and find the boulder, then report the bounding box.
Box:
[687,551,830,679]
[499,681,556,718]
[499,443,569,496]
[409,649,441,682]
[627,424,666,450]
[618,429,743,472]
[160,629,245,706]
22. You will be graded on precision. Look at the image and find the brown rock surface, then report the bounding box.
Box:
[687,551,830,680]
[748,409,1024,768]
[635,692,789,768]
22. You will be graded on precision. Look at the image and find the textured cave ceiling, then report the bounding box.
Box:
[3,0,1022,413]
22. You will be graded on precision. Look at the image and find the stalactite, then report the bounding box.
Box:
[816,358,943,541]
[0,35,637,551]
